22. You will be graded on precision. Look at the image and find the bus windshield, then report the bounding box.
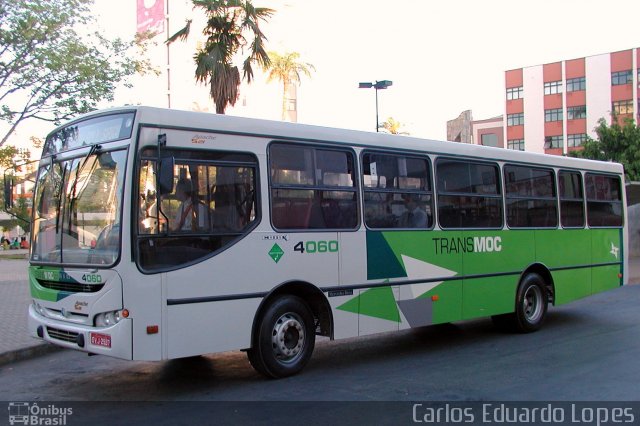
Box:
[31,148,128,266]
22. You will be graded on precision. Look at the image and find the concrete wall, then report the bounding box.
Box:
[447,110,473,143]
[629,203,640,257]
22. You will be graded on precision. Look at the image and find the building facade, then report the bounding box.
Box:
[446,110,473,143]
[505,48,639,155]
[472,115,504,149]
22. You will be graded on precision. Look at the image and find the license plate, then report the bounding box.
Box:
[90,332,111,348]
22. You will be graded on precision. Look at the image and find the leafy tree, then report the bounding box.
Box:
[2,191,30,233]
[1,168,33,232]
[571,117,640,181]
[1,139,40,230]
[0,0,154,146]
[265,51,314,121]
[167,0,274,114]
[0,145,30,169]
[379,117,409,135]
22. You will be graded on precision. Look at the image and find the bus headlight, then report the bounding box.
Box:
[95,309,129,327]
[33,301,45,316]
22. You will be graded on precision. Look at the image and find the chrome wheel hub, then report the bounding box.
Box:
[523,285,543,323]
[271,312,305,362]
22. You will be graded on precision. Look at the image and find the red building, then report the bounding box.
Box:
[505,48,639,155]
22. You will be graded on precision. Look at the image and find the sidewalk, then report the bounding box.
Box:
[0,254,61,366]
[1,255,639,367]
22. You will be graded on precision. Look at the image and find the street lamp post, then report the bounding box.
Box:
[358,80,393,132]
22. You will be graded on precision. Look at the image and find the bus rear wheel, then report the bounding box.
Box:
[492,272,548,333]
[247,295,316,378]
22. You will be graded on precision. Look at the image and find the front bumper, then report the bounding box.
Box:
[28,304,133,360]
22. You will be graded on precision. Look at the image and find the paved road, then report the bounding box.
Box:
[2,284,639,401]
[2,278,640,425]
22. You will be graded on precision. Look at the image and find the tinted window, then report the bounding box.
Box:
[559,171,585,228]
[270,143,357,230]
[585,174,623,227]
[136,147,258,271]
[505,165,557,228]
[362,152,432,229]
[436,159,502,229]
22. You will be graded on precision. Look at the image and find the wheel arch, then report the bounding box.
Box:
[251,280,334,347]
[521,263,555,305]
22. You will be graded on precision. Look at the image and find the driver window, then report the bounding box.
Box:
[136,147,258,271]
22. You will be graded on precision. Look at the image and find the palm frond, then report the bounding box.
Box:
[166,19,192,44]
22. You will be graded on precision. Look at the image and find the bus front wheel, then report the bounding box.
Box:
[492,273,548,333]
[247,295,316,379]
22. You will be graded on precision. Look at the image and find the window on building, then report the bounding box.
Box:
[558,171,584,228]
[612,100,634,115]
[506,87,523,100]
[544,108,563,122]
[505,165,557,228]
[544,81,562,95]
[507,139,525,151]
[585,173,623,227]
[269,143,358,230]
[567,134,587,147]
[566,77,586,92]
[567,105,587,120]
[362,152,433,229]
[507,113,524,126]
[544,135,563,149]
[481,133,498,147]
[611,70,632,86]
[436,159,503,229]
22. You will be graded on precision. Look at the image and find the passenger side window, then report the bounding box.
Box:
[559,171,585,228]
[436,159,503,229]
[585,173,623,227]
[270,143,358,230]
[505,165,557,228]
[136,148,258,271]
[362,152,433,229]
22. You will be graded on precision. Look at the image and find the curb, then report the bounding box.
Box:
[0,252,29,260]
[0,343,63,367]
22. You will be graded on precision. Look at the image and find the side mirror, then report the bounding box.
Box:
[158,156,175,195]
[98,152,116,169]
[3,174,13,209]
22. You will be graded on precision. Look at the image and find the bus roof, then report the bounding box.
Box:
[58,105,624,175]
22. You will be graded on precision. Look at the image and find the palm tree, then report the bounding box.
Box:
[265,51,315,121]
[379,117,409,135]
[167,0,274,114]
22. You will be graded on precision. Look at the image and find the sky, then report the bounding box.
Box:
[41,0,640,142]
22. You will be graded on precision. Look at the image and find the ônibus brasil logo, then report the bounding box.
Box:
[8,402,73,425]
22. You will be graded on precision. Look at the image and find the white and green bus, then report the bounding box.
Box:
[28,106,628,378]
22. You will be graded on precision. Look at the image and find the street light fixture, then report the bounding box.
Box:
[358,80,393,132]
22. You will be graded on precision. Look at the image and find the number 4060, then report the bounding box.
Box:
[294,240,339,254]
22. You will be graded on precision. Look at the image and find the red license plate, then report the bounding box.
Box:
[90,332,111,348]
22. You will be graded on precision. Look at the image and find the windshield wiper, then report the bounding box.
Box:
[67,144,101,201]
[55,163,66,235]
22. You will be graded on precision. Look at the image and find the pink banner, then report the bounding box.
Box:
[137,0,165,34]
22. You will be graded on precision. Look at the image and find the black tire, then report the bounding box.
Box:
[247,295,315,379]
[492,273,548,333]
